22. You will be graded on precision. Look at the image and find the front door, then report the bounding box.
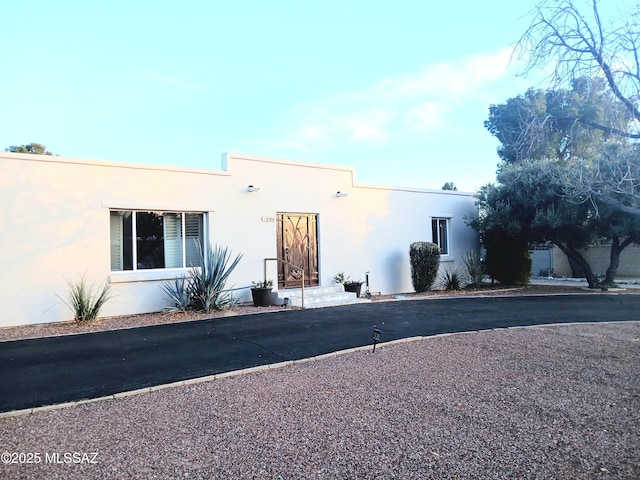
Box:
[276,213,319,288]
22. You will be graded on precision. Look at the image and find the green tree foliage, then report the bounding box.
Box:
[561,140,640,218]
[477,0,640,286]
[476,155,640,288]
[470,161,602,288]
[5,143,54,155]
[485,78,628,163]
[517,0,640,137]
[409,242,440,293]
[485,235,531,287]
[470,181,532,286]
[515,0,640,215]
[441,182,457,191]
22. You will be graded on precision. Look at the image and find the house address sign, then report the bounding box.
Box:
[261,217,275,223]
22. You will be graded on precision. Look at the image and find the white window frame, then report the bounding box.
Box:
[431,217,450,256]
[109,210,206,274]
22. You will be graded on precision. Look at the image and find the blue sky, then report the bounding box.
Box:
[2,0,550,191]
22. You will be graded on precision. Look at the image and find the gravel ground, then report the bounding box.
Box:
[1,321,639,479]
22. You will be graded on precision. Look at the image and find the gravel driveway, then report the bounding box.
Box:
[1,321,638,479]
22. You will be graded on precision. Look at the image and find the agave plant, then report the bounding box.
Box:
[161,276,191,312]
[189,243,243,313]
[438,266,467,291]
[59,276,112,323]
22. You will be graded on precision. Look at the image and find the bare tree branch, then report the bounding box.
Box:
[515,0,640,132]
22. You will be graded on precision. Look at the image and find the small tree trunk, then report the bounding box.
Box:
[554,241,600,289]
[602,236,633,288]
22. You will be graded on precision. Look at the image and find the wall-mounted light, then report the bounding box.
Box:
[247,185,261,192]
[335,191,349,197]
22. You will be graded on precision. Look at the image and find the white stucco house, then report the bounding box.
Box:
[0,151,479,327]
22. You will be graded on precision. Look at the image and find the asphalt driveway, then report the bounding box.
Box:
[1,294,639,413]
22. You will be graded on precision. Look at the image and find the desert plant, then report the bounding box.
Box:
[438,266,466,290]
[251,279,273,288]
[190,243,242,312]
[332,272,349,284]
[332,272,362,284]
[538,268,555,278]
[462,250,484,286]
[409,242,441,293]
[161,276,191,312]
[59,276,112,323]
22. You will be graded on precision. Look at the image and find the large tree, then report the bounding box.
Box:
[516,0,639,137]
[560,139,640,217]
[5,143,53,155]
[478,0,640,286]
[471,160,603,288]
[485,77,629,163]
[515,0,640,213]
[484,89,640,286]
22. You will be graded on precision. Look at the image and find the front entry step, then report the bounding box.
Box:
[276,285,371,308]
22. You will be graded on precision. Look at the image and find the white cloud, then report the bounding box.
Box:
[135,69,207,92]
[405,102,444,131]
[344,110,390,141]
[370,47,513,99]
[260,47,515,153]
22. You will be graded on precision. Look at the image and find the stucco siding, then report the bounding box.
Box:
[1,151,479,327]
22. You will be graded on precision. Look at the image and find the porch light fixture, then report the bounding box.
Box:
[247,185,261,192]
[335,191,349,197]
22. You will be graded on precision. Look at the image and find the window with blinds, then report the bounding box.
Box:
[110,210,204,271]
[431,218,449,255]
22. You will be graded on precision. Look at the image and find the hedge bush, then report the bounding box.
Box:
[409,242,441,292]
[484,236,531,286]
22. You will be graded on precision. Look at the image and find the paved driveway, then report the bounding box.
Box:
[2,294,639,413]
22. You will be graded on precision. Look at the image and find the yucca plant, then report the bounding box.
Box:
[462,250,484,287]
[189,243,243,312]
[60,276,112,323]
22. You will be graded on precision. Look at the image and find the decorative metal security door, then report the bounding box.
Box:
[276,213,319,288]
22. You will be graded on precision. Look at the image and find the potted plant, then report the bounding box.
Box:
[333,272,363,297]
[251,280,274,307]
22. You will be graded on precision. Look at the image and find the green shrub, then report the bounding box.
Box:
[462,250,484,286]
[538,268,554,278]
[438,266,466,290]
[59,276,112,323]
[484,236,531,286]
[409,242,441,293]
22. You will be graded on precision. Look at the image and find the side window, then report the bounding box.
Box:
[110,210,204,271]
[431,218,449,255]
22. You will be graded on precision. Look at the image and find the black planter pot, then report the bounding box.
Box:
[343,282,363,297]
[251,287,273,307]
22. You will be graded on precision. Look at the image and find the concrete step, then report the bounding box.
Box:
[276,285,371,308]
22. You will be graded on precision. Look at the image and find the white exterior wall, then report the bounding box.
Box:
[0,151,479,327]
